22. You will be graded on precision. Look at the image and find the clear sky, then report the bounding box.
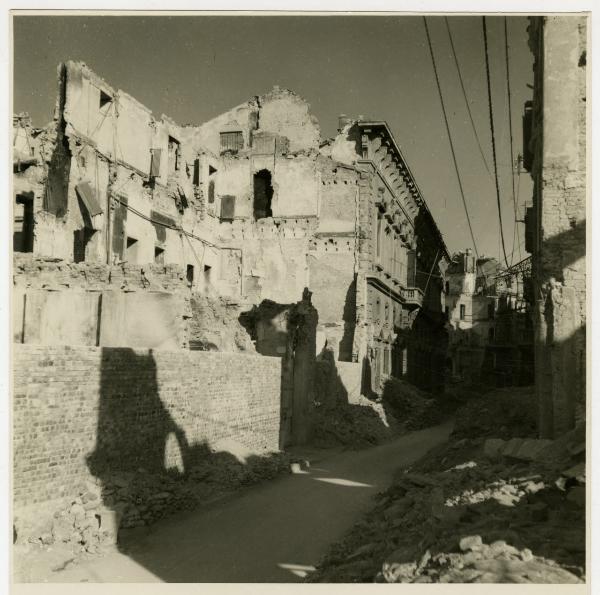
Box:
[12,14,534,265]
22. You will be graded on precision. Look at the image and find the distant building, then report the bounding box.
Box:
[12,61,449,394]
[445,249,499,384]
[524,16,587,438]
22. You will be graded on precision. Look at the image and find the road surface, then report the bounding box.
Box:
[25,421,452,583]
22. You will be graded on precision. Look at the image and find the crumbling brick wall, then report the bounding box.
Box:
[13,344,282,508]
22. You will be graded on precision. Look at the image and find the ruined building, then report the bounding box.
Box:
[524,16,587,438]
[13,60,449,394]
[445,250,533,388]
[445,250,499,384]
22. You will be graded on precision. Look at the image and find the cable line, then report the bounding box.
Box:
[482,16,510,268]
[423,16,483,283]
[444,17,493,179]
[503,17,522,265]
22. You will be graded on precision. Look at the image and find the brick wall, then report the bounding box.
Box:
[13,345,282,508]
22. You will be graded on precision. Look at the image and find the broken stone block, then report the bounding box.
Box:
[520,548,534,562]
[51,517,74,543]
[483,438,505,459]
[459,535,483,552]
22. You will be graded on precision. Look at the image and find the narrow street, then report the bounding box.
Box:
[38,422,452,583]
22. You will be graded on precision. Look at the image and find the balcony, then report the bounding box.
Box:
[402,287,424,308]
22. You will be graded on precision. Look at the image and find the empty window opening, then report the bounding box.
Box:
[445,280,450,294]
[488,327,495,341]
[192,159,200,186]
[73,228,95,263]
[460,304,466,321]
[204,265,212,287]
[168,136,181,172]
[220,131,244,154]
[488,303,495,319]
[186,264,195,285]
[99,90,112,109]
[154,245,165,264]
[125,236,139,263]
[253,169,273,219]
[13,192,34,253]
[208,180,215,204]
[209,165,218,175]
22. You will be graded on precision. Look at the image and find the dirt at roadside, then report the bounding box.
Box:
[307,386,586,584]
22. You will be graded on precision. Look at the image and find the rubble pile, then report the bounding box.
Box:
[16,451,291,556]
[381,378,445,431]
[308,387,586,584]
[310,397,399,449]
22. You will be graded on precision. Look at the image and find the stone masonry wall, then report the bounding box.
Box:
[13,345,282,508]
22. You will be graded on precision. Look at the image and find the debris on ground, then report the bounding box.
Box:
[13,450,291,564]
[307,386,585,584]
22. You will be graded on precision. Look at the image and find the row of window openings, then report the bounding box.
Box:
[125,236,211,285]
[450,303,496,320]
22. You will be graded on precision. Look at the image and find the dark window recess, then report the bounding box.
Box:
[13,192,34,253]
[208,180,215,204]
[488,327,495,341]
[460,304,466,320]
[154,245,165,264]
[168,136,180,172]
[253,169,273,219]
[204,265,211,285]
[193,159,200,186]
[125,236,138,263]
[186,264,195,285]
[488,303,495,319]
[99,90,112,109]
[150,148,162,178]
[73,228,95,263]
[220,195,236,220]
[220,131,244,153]
[445,281,450,294]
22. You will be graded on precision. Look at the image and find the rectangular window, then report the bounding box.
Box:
[168,136,180,172]
[186,264,195,285]
[220,131,244,153]
[460,304,466,320]
[154,246,165,264]
[488,302,495,319]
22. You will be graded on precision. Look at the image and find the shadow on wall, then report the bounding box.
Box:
[313,345,396,448]
[85,347,289,583]
[338,275,357,362]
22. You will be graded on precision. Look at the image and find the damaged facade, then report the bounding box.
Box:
[13,60,449,394]
[445,250,534,387]
[524,17,587,438]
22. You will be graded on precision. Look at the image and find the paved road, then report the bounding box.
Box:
[41,422,452,583]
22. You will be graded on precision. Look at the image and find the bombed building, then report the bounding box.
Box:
[524,16,587,438]
[13,60,450,393]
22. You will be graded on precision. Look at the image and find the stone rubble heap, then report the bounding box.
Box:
[308,387,585,584]
[17,452,291,556]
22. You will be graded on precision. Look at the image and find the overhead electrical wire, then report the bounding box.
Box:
[482,16,510,269]
[444,17,493,179]
[503,17,522,265]
[422,16,484,284]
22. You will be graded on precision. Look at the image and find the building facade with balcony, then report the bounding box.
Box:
[13,61,450,394]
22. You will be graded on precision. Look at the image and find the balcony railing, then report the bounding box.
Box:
[402,287,424,307]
